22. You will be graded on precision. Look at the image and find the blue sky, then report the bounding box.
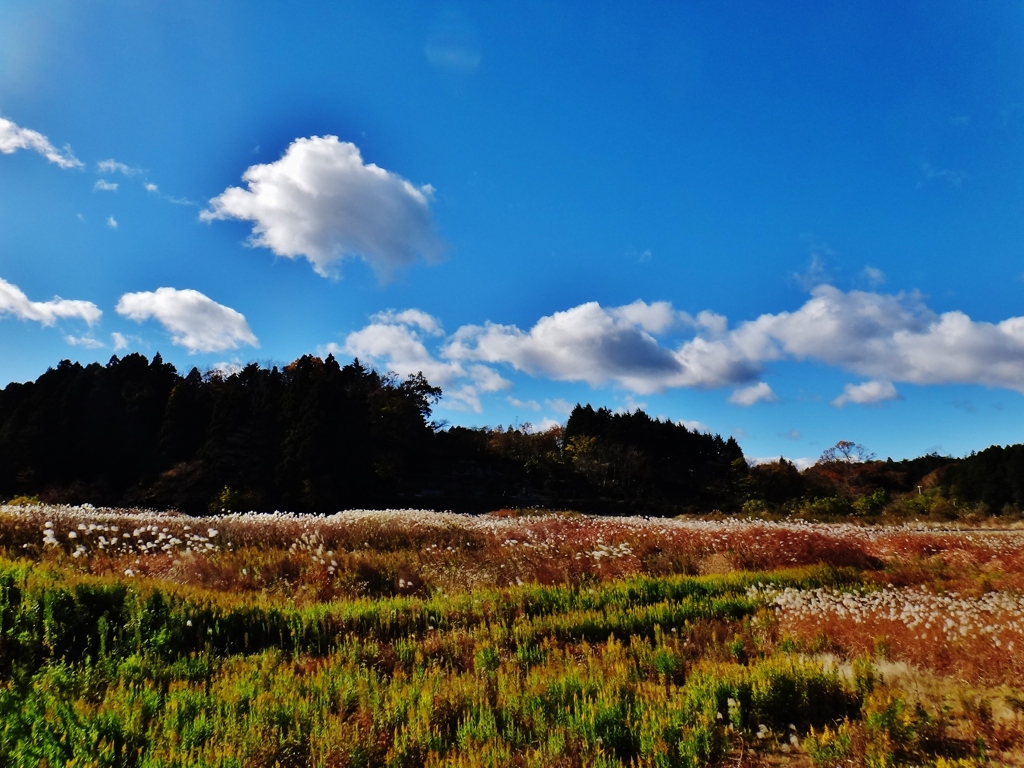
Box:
[2,1,1024,466]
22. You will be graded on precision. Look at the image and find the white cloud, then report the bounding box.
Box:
[919,161,964,187]
[94,179,118,192]
[728,382,777,406]
[209,361,243,378]
[792,251,832,290]
[611,300,681,334]
[695,310,728,337]
[106,216,118,229]
[336,309,510,413]
[372,308,444,336]
[749,456,816,471]
[144,183,159,193]
[342,321,463,387]
[732,285,1024,392]
[111,332,129,351]
[532,418,562,433]
[469,364,511,393]
[0,115,81,168]
[618,395,647,414]
[201,136,439,278]
[831,380,899,407]
[445,301,692,394]
[424,10,481,73]
[508,397,541,411]
[64,335,105,349]
[97,159,139,175]
[862,266,885,287]
[341,285,1024,411]
[115,287,258,354]
[678,419,710,433]
[545,398,575,415]
[0,277,101,326]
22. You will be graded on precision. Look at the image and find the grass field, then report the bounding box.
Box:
[0,502,1022,766]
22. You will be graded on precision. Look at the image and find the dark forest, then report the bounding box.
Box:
[0,354,1018,517]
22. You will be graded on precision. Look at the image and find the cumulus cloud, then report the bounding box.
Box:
[111,332,129,352]
[0,115,81,168]
[115,288,258,354]
[201,136,439,279]
[372,308,444,336]
[445,301,692,394]
[342,321,463,387]
[0,277,101,326]
[106,216,118,229]
[335,309,510,413]
[94,179,118,192]
[832,380,900,407]
[341,285,1024,410]
[733,285,1024,392]
[728,382,778,406]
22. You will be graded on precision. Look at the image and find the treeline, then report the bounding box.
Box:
[0,354,438,513]
[0,354,742,514]
[0,354,1021,517]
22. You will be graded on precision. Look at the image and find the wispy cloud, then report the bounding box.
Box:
[918,161,965,188]
[202,136,440,279]
[94,179,118,192]
[507,397,541,411]
[424,10,481,73]
[861,266,885,287]
[545,398,575,415]
[96,159,140,175]
[106,216,118,229]
[65,334,105,349]
[0,115,81,168]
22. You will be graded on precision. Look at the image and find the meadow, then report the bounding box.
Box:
[0,503,1022,766]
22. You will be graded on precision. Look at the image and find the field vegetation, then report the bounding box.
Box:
[0,502,1021,766]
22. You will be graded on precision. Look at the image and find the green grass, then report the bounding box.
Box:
[0,559,863,767]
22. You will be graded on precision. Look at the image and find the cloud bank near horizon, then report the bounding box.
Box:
[336,285,1024,411]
